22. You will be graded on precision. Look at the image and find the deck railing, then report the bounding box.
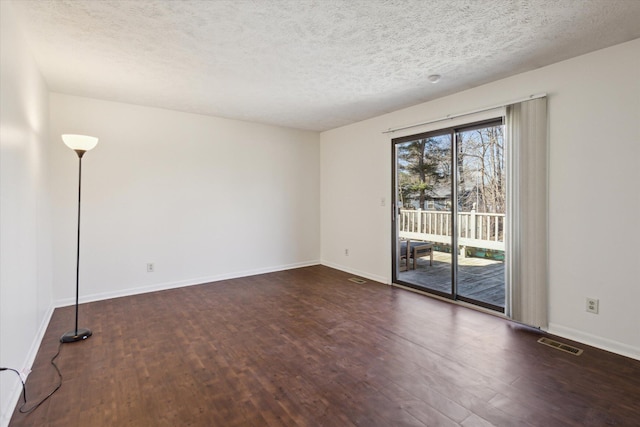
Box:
[399,208,505,251]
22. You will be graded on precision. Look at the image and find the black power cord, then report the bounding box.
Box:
[0,341,63,414]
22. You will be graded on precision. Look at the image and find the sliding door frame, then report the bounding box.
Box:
[391,128,454,301]
[391,117,505,312]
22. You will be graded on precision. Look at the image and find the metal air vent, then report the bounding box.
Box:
[538,337,583,356]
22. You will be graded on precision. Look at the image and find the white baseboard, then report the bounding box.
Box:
[55,260,321,307]
[547,323,640,361]
[1,304,55,427]
[319,260,388,285]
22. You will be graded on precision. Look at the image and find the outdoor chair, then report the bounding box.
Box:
[400,240,434,270]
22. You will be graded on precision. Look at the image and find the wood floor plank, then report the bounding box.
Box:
[9,265,640,426]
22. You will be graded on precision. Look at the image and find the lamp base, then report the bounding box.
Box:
[60,328,92,343]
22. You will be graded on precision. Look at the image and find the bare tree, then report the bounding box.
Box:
[397,125,504,214]
[457,125,505,214]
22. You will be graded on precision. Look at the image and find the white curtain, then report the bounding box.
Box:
[506,97,548,328]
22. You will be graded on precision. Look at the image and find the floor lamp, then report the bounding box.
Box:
[60,134,98,343]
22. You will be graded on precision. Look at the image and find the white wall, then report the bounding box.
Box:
[0,2,53,424]
[320,39,640,359]
[49,94,320,304]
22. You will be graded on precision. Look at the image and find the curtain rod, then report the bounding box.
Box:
[382,93,547,134]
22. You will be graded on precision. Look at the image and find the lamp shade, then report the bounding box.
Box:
[62,134,99,151]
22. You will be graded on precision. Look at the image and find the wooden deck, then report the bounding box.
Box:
[398,251,505,308]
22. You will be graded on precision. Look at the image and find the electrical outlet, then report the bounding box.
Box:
[380,197,386,207]
[344,249,349,256]
[147,263,155,273]
[586,297,599,314]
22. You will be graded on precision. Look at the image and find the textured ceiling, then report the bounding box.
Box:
[9,0,640,131]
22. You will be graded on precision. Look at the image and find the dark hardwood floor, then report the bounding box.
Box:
[10,266,640,426]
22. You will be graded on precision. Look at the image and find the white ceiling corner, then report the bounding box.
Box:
[8,0,640,131]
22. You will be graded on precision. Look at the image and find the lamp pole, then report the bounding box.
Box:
[60,135,98,343]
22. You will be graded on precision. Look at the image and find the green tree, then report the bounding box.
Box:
[398,137,450,209]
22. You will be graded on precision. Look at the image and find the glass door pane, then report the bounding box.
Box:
[393,118,506,313]
[455,123,506,311]
[394,133,453,298]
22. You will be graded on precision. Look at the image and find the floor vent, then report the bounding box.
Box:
[537,337,583,356]
[348,277,367,284]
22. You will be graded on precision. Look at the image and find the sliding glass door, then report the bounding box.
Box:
[392,119,506,312]
[393,131,454,299]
